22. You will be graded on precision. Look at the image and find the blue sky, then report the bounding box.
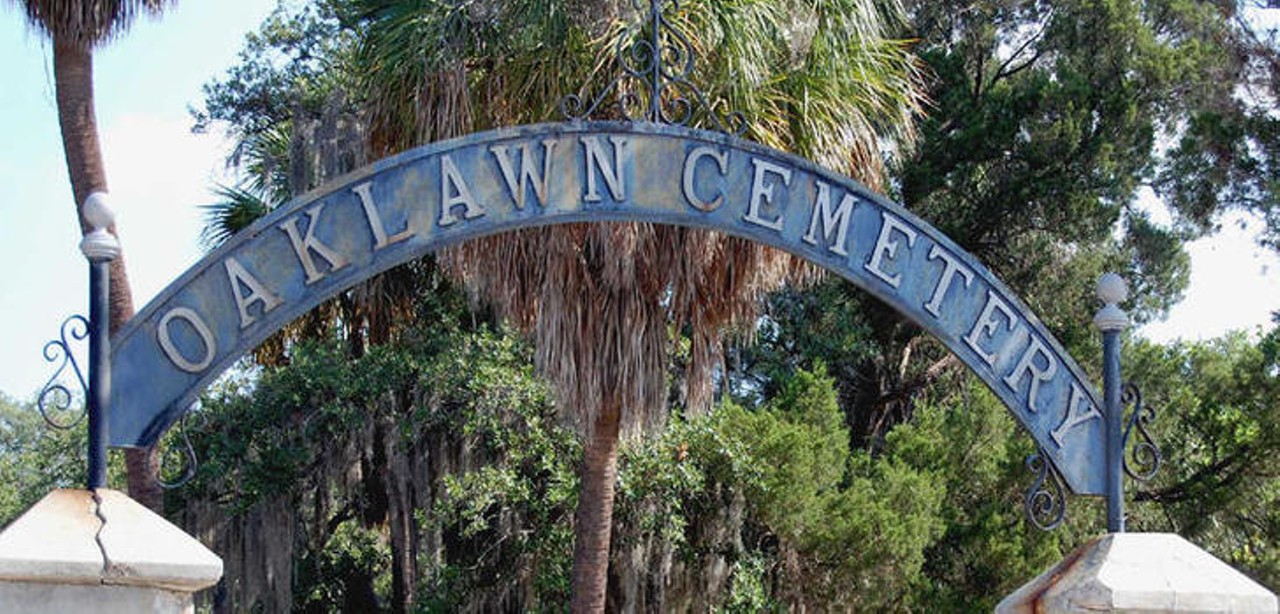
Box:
[0,1,1277,400]
[0,1,277,399]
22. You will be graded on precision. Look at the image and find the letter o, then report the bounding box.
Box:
[157,307,217,373]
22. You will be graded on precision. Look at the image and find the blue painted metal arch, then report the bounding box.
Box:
[109,121,1106,495]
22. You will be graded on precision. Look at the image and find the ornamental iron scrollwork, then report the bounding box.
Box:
[154,408,200,489]
[559,0,748,135]
[1121,382,1160,482]
[37,315,90,430]
[1024,448,1068,531]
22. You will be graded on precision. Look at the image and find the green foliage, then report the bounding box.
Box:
[720,551,774,612]
[168,302,1280,609]
[193,0,358,145]
[1153,0,1280,249]
[414,332,580,610]
[614,426,703,548]
[0,394,85,525]
[178,319,582,611]
[719,368,850,540]
[1126,333,1280,590]
[0,394,127,527]
[199,183,275,250]
[896,382,1098,610]
[169,0,1280,609]
[618,367,948,609]
[901,0,1258,335]
[675,0,925,178]
[297,521,391,612]
[191,342,368,510]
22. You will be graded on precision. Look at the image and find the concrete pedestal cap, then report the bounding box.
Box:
[0,488,221,591]
[997,532,1277,613]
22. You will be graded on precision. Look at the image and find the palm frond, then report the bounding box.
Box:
[356,0,925,439]
[14,0,175,47]
[199,183,274,251]
[681,0,925,188]
[238,121,295,207]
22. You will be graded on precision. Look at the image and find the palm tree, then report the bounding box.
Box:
[13,0,172,329]
[352,0,923,608]
[11,0,175,511]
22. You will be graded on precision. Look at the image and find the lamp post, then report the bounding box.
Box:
[78,192,119,490]
[1094,272,1129,533]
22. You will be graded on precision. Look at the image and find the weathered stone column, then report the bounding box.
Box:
[0,489,222,613]
[996,533,1277,613]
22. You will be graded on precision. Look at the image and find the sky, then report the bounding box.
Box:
[0,1,1277,400]
[0,1,277,400]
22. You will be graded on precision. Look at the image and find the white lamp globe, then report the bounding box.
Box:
[1096,272,1128,305]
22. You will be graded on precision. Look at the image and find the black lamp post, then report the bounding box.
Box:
[78,192,119,490]
[1094,272,1129,533]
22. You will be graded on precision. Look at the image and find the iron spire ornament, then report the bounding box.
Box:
[560,0,747,135]
[1020,273,1162,532]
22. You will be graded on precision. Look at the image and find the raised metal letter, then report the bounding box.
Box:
[279,202,350,284]
[439,154,485,226]
[803,181,857,256]
[965,290,1019,367]
[491,140,557,210]
[224,257,283,328]
[682,145,728,211]
[744,158,790,231]
[865,212,918,288]
[157,307,216,373]
[353,181,413,249]
[581,136,629,203]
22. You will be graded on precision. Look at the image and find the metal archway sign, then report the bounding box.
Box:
[109,121,1106,496]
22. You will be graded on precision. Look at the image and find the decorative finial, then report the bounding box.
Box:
[559,0,747,135]
[79,192,120,262]
[1093,272,1129,331]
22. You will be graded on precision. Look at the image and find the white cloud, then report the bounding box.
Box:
[1140,212,1280,343]
[100,112,233,308]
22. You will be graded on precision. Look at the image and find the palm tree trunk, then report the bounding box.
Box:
[52,35,158,511]
[122,446,162,510]
[570,397,622,612]
[53,37,106,224]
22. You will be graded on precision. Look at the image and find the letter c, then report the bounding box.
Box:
[682,146,729,211]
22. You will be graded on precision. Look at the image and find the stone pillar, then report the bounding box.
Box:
[0,489,222,613]
[996,533,1277,613]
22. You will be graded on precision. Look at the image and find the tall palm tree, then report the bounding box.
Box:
[12,0,175,510]
[354,0,923,609]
